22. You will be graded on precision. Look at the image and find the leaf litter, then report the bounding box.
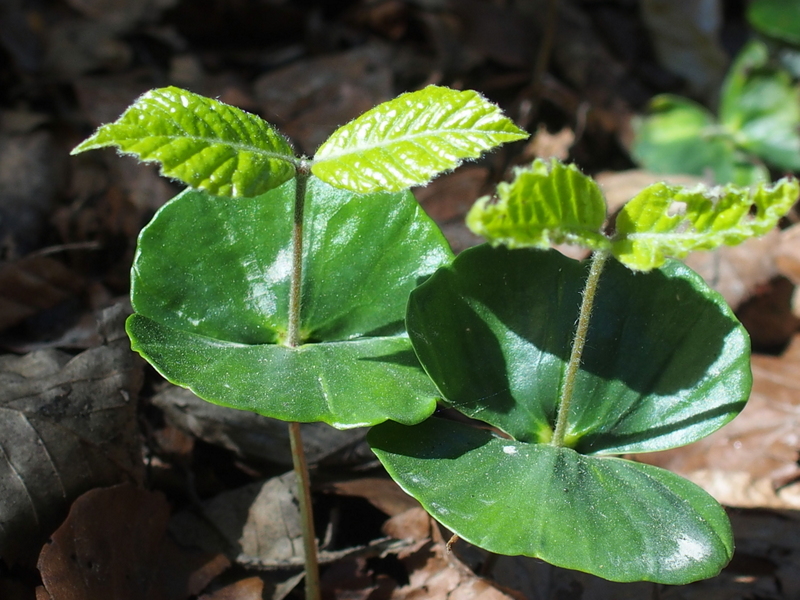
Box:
[3,0,800,598]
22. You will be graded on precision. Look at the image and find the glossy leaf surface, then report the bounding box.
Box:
[128,176,453,427]
[369,418,734,584]
[72,87,296,197]
[405,245,751,454]
[720,40,800,173]
[312,86,528,193]
[748,0,800,44]
[631,95,766,186]
[466,159,610,250]
[612,177,799,271]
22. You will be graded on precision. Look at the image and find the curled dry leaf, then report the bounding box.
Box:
[0,305,142,565]
[38,483,229,600]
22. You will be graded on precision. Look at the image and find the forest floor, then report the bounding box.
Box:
[3,1,800,599]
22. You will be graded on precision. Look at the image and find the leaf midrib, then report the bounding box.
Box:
[314,126,519,163]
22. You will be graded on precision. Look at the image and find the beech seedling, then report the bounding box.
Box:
[73,83,798,591]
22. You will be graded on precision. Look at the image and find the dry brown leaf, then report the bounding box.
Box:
[382,507,432,543]
[323,478,420,518]
[414,167,490,253]
[0,256,85,332]
[391,537,517,600]
[0,304,143,565]
[684,231,782,312]
[152,385,368,467]
[523,126,575,162]
[169,472,304,567]
[0,131,62,257]
[38,483,229,600]
[776,223,800,286]
[635,334,800,510]
[253,44,393,154]
[198,577,264,600]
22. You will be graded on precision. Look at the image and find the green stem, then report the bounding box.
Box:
[289,421,321,600]
[286,161,320,600]
[551,251,609,447]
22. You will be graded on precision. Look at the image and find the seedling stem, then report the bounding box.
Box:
[551,250,608,447]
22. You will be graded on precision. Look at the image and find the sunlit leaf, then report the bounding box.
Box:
[127,177,453,427]
[369,244,748,583]
[631,95,767,186]
[612,177,799,271]
[369,418,734,584]
[72,86,296,197]
[720,40,800,173]
[311,85,528,193]
[405,245,750,454]
[466,158,609,250]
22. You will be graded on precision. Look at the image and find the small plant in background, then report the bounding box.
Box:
[74,83,798,592]
[632,38,800,185]
[72,84,527,600]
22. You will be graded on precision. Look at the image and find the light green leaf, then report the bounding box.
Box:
[612,177,799,271]
[466,159,609,250]
[71,86,296,197]
[311,85,528,193]
[720,40,800,173]
[631,95,767,186]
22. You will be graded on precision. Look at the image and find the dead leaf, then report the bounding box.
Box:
[523,126,575,162]
[382,507,432,543]
[392,538,517,600]
[169,472,304,566]
[736,276,800,350]
[64,0,178,30]
[413,167,490,254]
[322,478,420,518]
[253,44,393,154]
[0,256,85,332]
[198,577,263,600]
[0,131,63,257]
[683,231,782,312]
[0,304,143,565]
[635,334,800,510]
[152,385,369,467]
[37,483,229,600]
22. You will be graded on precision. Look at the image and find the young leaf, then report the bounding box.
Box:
[311,85,528,193]
[719,40,800,173]
[71,87,296,198]
[466,159,610,250]
[631,95,767,186]
[612,177,799,271]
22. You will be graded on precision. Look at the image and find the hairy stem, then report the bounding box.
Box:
[289,422,321,600]
[286,161,320,600]
[551,251,609,447]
